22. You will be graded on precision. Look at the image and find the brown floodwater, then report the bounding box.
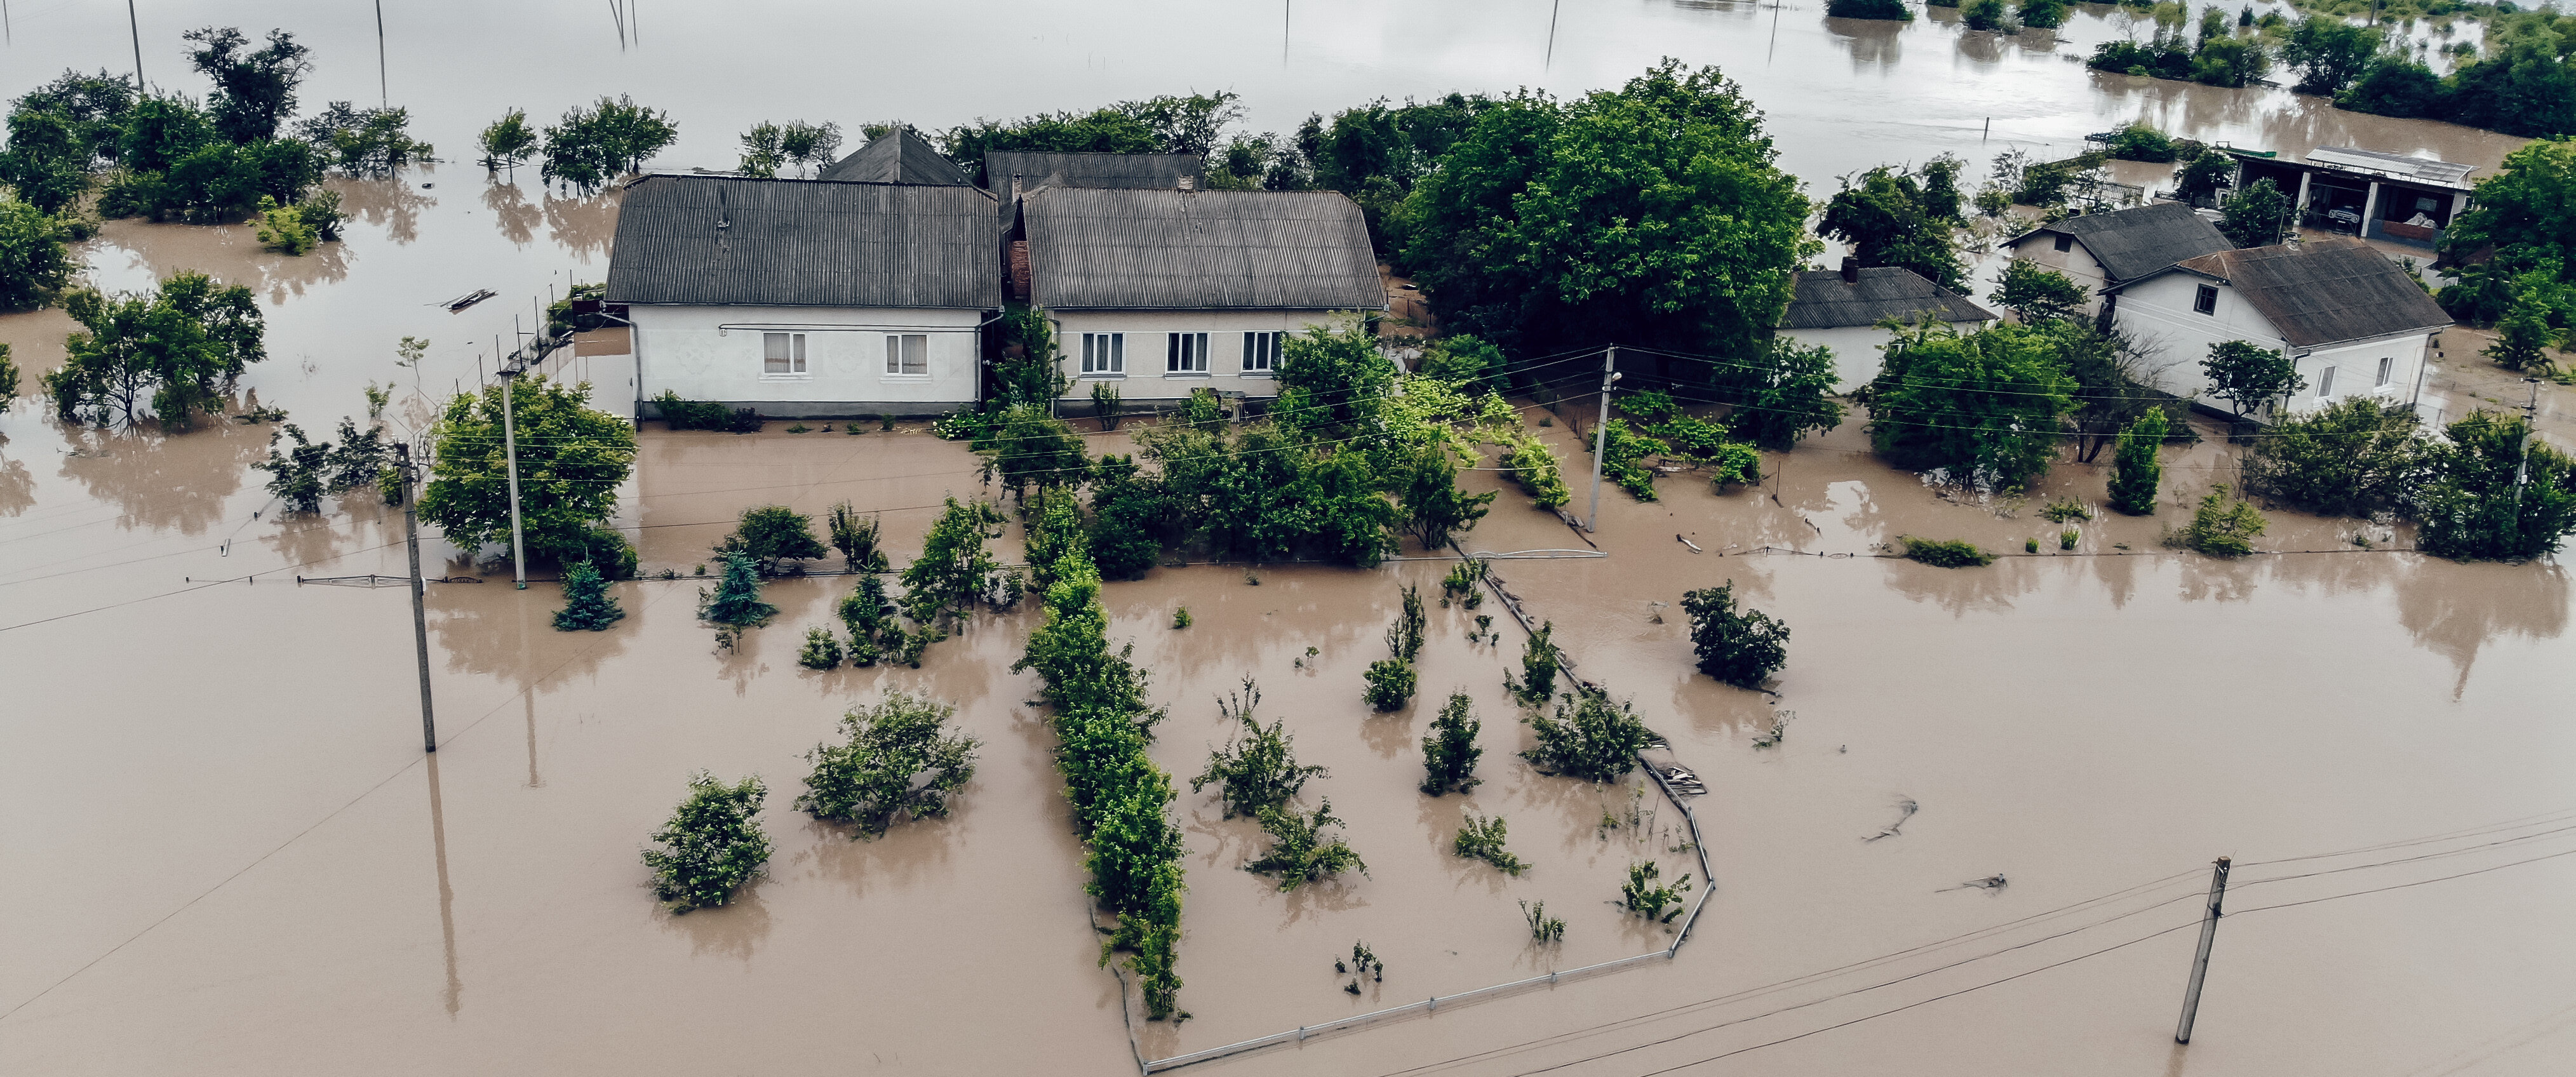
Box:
[5,4,2573,1074]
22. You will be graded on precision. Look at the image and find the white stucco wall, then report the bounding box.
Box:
[2003,239,2111,316]
[1050,309,1356,403]
[2112,273,2431,416]
[1778,320,1995,394]
[630,304,984,417]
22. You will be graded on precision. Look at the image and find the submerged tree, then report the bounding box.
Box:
[1867,321,2075,491]
[1508,620,1560,703]
[2173,485,2267,558]
[420,374,639,577]
[478,108,537,171]
[2416,411,2576,562]
[640,772,773,914]
[1191,679,1329,819]
[2218,178,2291,248]
[901,497,1005,626]
[1522,691,1652,782]
[699,551,777,628]
[796,692,981,838]
[1989,260,2090,325]
[1420,692,1484,795]
[2240,398,2426,518]
[718,504,829,575]
[1680,581,1790,689]
[826,500,890,572]
[1452,813,1526,875]
[1396,444,1498,552]
[46,271,265,428]
[2107,406,2168,515]
[1244,799,1367,890]
[553,561,626,631]
[183,27,311,143]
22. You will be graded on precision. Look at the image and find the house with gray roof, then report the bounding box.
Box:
[1776,260,1999,392]
[817,126,972,187]
[2103,236,2450,418]
[1014,186,1382,406]
[605,174,999,418]
[1999,202,2235,319]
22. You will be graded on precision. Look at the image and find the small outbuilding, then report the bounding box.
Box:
[1999,201,2236,318]
[2225,145,2476,249]
[2104,236,2451,417]
[816,126,973,186]
[1776,260,1999,392]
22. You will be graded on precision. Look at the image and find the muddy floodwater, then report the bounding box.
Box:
[6,3,2575,1075]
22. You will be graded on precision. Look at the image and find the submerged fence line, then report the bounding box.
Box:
[1137,551,1719,1074]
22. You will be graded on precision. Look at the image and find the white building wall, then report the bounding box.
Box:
[630,304,984,417]
[1778,321,1994,394]
[2004,239,2112,316]
[2112,274,2431,417]
[1050,309,1357,404]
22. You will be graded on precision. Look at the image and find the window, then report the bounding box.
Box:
[2317,366,2336,397]
[2194,284,2219,315]
[1242,331,1282,373]
[1082,332,1125,375]
[884,333,927,377]
[2052,232,2073,253]
[2376,356,2393,386]
[1167,331,1209,374]
[763,332,807,375]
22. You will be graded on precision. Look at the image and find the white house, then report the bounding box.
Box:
[2105,236,2452,417]
[606,175,1000,418]
[1014,186,1385,408]
[1776,260,1999,393]
[1999,201,2235,319]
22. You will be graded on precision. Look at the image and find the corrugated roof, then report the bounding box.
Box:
[2004,202,2234,283]
[2304,146,2476,191]
[1022,187,1383,311]
[2168,236,2452,347]
[1780,267,1997,330]
[605,175,998,309]
[817,127,972,186]
[983,151,1202,191]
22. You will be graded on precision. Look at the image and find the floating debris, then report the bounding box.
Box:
[1863,798,1918,843]
[444,288,496,312]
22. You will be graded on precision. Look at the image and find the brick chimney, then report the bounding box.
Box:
[1840,256,1860,284]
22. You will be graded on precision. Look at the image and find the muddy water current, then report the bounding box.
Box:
[5,3,2575,1075]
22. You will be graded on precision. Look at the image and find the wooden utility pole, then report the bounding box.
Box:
[2175,856,2232,1044]
[1583,347,1621,533]
[397,443,438,753]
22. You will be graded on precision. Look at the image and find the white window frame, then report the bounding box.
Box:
[2376,356,2393,386]
[1166,331,1209,375]
[1242,331,1282,374]
[885,333,929,378]
[763,331,808,377]
[2317,366,2336,397]
[1082,332,1125,376]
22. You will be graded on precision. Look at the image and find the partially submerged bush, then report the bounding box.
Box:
[1245,799,1366,890]
[795,692,980,838]
[654,390,760,432]
[826,500,890,572]
[641,772,772,913]
[1620,860,1694,925]
[796,626,844,669]
[1899,536,1994,568]
[1501,432,1571,509]
[2171,484,2266,558]
[718,504,828,575]
[553,561,624,631]
[1681,581,1789,690]
[1506,620,1560,703]
[1452,813,1526,875]
[1521,899,1566,943]
[1191,679,1327,819]
[1522,691,1651,782]
[1363,658,1418,712]
[1419,692,1483,795]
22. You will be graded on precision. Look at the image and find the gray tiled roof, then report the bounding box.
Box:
[983,151,1202,191]
[605,175,998,309]
[1780,267,1996,330]
[1022,187,1383,311]
[2166,236,2452,347]
[817,127,972,186]
[2005,202,2235,283]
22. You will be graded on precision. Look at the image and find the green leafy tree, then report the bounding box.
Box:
[0,108,94,215]
[901,497,1004,625]
[775,120,843,176]
[1680,582,1789,689]
[1452,814,1526,875]
[44,271,264,427]
[1088,455,1169,580]
[0,342,19,405]
[2054,321,2162,464]
[1818,162,1968,294]
[640,772,772,914]
[1508,620,1560,703]
[2280,16,2382,96]
[996,305,1073,408]
[8,68,138,169]
[297,102,431,177]
[1826,0,1912,18]
[1499,431,1573,507]
[796,692,981,838]
[1520,691,1651,782]
[1418,334,1509,391]
[699,551,777,628]
[1190,679,1328,819]
[2174,152,2234,208]
[478,108,537,171]
[2240,399,2427,517]
[826,500,890,572]
[737,121,786,178]
[2218,177,2291,248]
[2020,0,2070,32]
[1396,443,1498,552]
[2174,484,2267,557]
[541,96,676,194]
[1364,657,1419,712]
[554,561,626,631]
[254,423,332,512]
[1274,318,1396,437]
[1619,861,1694,923]
[1421,692,1484,795]
[2107,406,2168,515]
[419,375,638,573]
[0,194,78,311]
[2446,22,2576,139]
[718,504,829,575]
[1867,322,2076,491]
[2416,411,2576,561]
[1244,799,1367,890]
[2201,340,2304,420]
[253,195,315,254]
[2485,274,2568,374]
[2437,137,2576,324]
[2192,36,2271,89]
[1964,0,2018,32]
[1724,338,1846,451]
[982,405,1089,497]
[183,27,311,144]
[1990,260,2090,325]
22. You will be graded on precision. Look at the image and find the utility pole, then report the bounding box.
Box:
[2512,377,2541,521]
[2174,856,2232,1044]
[126,0,144,89]
[397,443,438,753]
[1583,346,1621,533]
[500,369,528,589]
[374,0,388,107]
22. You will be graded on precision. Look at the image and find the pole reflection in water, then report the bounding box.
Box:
[425,751,461,1017]
[525,692,544,789]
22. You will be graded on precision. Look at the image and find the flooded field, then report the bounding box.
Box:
[6,2,2575,1075]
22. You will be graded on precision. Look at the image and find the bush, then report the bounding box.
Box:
[1190,679,1327,819]
[797,627,845,669]
[2171,485,2266,557]
[1620,860,1694,924]
[2102,121,2178,163]
[2240,399,2426,518]
[1964,0,2020,32]
[1363,659,1418,712]
[1421,692,1484,794]
[718,504,829,575]
[1508,620,1560,703]
[1522,691,1651,782]
[654,390,760,432]
[1452,813,1526,875]
[2416,411,2576,561]
[1244,799,1367,890]
[2018,0,2070,29]
[1827,0,1914,18]
[1900,536,1994,567]
[1501,431,1571,509]
[0,194,79,311]
[2107,407,2168,515]
[1681,582,1790,689]
[553,561,625,631]
[826,500,890,572]
[640,772,772,913]
[1867,323,2075,492]
[796,692,981,838]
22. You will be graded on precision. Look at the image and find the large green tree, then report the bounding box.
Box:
[1865,321,2076,490]
[2416,411,2576,561]
[419,375,638,573]
[44,271,264,427]
[2201,340,2305,420]
[2218,177,2291,248]
[183,27,311,144]
[2438,137,2576,325]
[1817,159,1968,294]
[2280,17,2382,97]
[2239,398,2428,518]
[0,194,78,311]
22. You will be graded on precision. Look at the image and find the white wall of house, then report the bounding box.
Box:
[631,304,984,417]
[1778,321,1994,394]
[1050,309,1356,404]
[2004,240,2112,316]
[2112,274,2431,416]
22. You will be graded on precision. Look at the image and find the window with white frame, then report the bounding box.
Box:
[2317,366,2336,396]
[763,332,807,375]
[2376,356,2393,385]
[1082,332,1125,375]
[885,333,928,377]
[1167,331,1209,374]
[1242,331,1282,373]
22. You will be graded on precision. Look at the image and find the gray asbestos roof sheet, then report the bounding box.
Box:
[2005,201,2236,283]
[606,175,999,309]
[2170,236,2452,348]
[983,151,1202,191]
[817,127,972,186]
[1780,267,1997,330]
[1022,187,1383,311]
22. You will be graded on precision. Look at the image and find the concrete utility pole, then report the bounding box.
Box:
[126,0,144,88]
[2512,378,2542,538]
[2174,856,2232,1044]
[397,443,438,753]
[1583,346,1621,533]
[501,370,528,589]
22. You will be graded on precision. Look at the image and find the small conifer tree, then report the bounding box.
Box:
[2108,407,2168,515]
[552,560,624,631]
[699,551,777,628]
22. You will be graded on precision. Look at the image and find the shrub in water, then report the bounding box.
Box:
[1899,536,1995,568]
[1452,813,1526,875]
[2172,484,2266,558]
[697,551,776,627]
[1620,860,1694,924]
[1364,658,1418,712]
[640,772,773,914]
[552,560,624,631]
[1419,692,1484,795]
[1680,581,1790,690]
[1191,679,1328,819]
[797,627,844,670]
[1507,620,1560,703]
[1244,799,1366,890]
[795,692,980,838]
[1521,899,1566,943]
[1522,691,1652,782]
[718,504,828,575]
[826,500,891,572]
